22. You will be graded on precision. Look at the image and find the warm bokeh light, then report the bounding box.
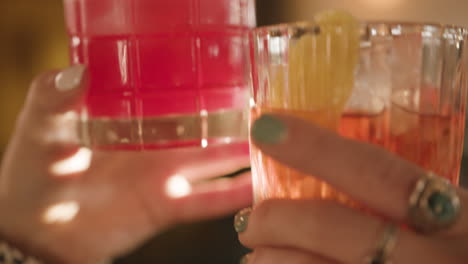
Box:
[165,175,192,199]
[43,200,80,224]
[45,111,79,144]
[249,98,256,108]
[50,147,92,176]
[201,139,208,148]
[359,0,403,10]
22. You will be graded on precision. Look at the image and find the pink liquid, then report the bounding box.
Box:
[64,0,255,149]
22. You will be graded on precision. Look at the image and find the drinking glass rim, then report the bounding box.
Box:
[254,20,468,38]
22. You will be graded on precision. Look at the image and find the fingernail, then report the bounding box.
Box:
[251,114,287,144]
[234,207,252,233]
[55,65,86,92]
[240,254,251,264]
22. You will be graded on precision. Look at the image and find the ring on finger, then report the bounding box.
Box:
[366,224,399,264]
[408,172,461,233]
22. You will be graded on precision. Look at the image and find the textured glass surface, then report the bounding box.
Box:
[63,0,255,149]
[251,22,468,203]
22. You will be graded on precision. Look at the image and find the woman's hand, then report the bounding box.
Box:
[0,66,252,264]
[236,114,468,264]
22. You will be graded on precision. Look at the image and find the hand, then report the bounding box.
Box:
[236,114,468,264]
[0,66,252,264]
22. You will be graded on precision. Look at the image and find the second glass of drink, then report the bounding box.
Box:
[250,21,468,204]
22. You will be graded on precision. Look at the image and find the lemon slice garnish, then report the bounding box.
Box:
[270,9,360,127]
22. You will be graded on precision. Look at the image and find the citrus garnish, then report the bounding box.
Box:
[270,9,360,128]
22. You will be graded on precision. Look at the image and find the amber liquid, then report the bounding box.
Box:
[251,103,464,204]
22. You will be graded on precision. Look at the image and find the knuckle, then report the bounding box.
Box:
[368,155,401,188]
[250,200,282,240]
[254,199,279,224]
[250,249,267,263]
[363,151,419,200]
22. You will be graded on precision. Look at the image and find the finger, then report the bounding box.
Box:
[15,66,87,155]
[250,114,468,233]
[90,146,250,183]
[25,65,87,118]
[88,145,252,225]
[1,66,89,185]
[126,141,250,179]
[169,172,252,222]
[173,142,251,182]
[245,248,336,264]
[239,200,459,264]
[177,156,250,182]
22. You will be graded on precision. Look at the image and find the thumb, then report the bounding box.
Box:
[8,65,88,162]
[24,65,87,121]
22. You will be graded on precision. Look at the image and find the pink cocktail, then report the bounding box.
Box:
[63,0,255,150]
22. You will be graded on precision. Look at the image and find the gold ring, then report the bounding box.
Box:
[366,224,399,264]
[408,172,461,233]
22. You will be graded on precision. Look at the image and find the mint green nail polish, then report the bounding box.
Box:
[240,254,250,264]
[234,208,252,233]
[251,115,287,144]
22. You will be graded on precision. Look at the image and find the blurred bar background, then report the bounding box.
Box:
[1,0,467,263]
[257,0,468,26]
